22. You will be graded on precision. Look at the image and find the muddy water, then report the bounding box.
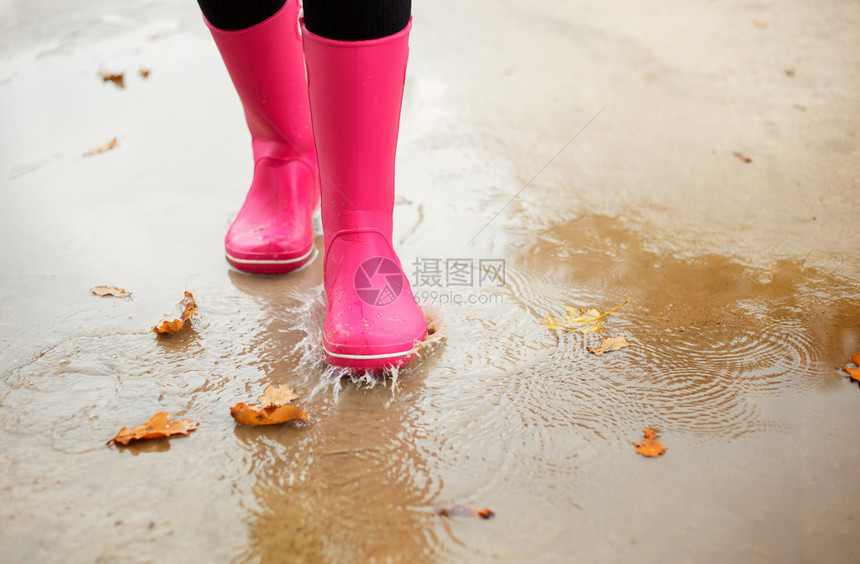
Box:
[2,0,860,562]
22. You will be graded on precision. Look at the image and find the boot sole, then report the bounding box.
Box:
[323,346,416,371]
[226,246,317,274]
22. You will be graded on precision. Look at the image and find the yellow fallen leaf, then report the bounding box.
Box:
[90,285,131,298]
[543,298,629,334]
[152,291,197,334]
[231,384,307,426]
[230,403,307,426]
[588,336,630,355]
[83,137,118,157]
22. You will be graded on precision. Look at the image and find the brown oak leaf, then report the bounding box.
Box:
[99,71,125,88]
[635,427,666,458]
[152,291,197,334]
[112,411,198,445]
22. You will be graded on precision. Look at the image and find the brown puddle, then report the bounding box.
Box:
[506,215,859,441]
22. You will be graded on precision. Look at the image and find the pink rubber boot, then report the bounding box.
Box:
[302,20,427,371]
[205,1,319,274]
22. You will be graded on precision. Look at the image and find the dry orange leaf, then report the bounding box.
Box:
[139,68,151,78]
[90,285,131,298]
[844,353,860,383]
[231,403,307,426]
[231,384,307,426]
[436,505,495,519]
[152,291,197,334]
[99,71,125,88]
[112,411,198,445]
[588,336,630,355]
[83,137,118,157]
[635,427,667,458]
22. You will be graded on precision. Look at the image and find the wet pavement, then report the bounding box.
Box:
[1,0,859,562]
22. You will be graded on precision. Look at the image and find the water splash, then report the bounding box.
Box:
[285,287,447,402]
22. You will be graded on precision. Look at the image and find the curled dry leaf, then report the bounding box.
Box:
[90,285,131,298]
[83,137,118,157]
[543,298,629,334]
[843,353,860,383]
[139,68,151,78]
[99,71,125,88]
[635,427,667,458]
[436,505,495,519]
[231,384,307,426]
[112,411,198,446]
[588,336,630,355]
[231,403,307,426]
[152,291,197,334]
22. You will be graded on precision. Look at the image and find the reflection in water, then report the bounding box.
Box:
[234,400,440,562]
[228,264,442,562]
[119,437,172,455]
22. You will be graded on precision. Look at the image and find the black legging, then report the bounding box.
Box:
[197,0,411,40]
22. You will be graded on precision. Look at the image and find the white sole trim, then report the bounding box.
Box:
[323,346,414,360]
[226,245,315,265]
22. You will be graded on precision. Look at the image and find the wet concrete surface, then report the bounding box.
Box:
[1,0,859,562]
